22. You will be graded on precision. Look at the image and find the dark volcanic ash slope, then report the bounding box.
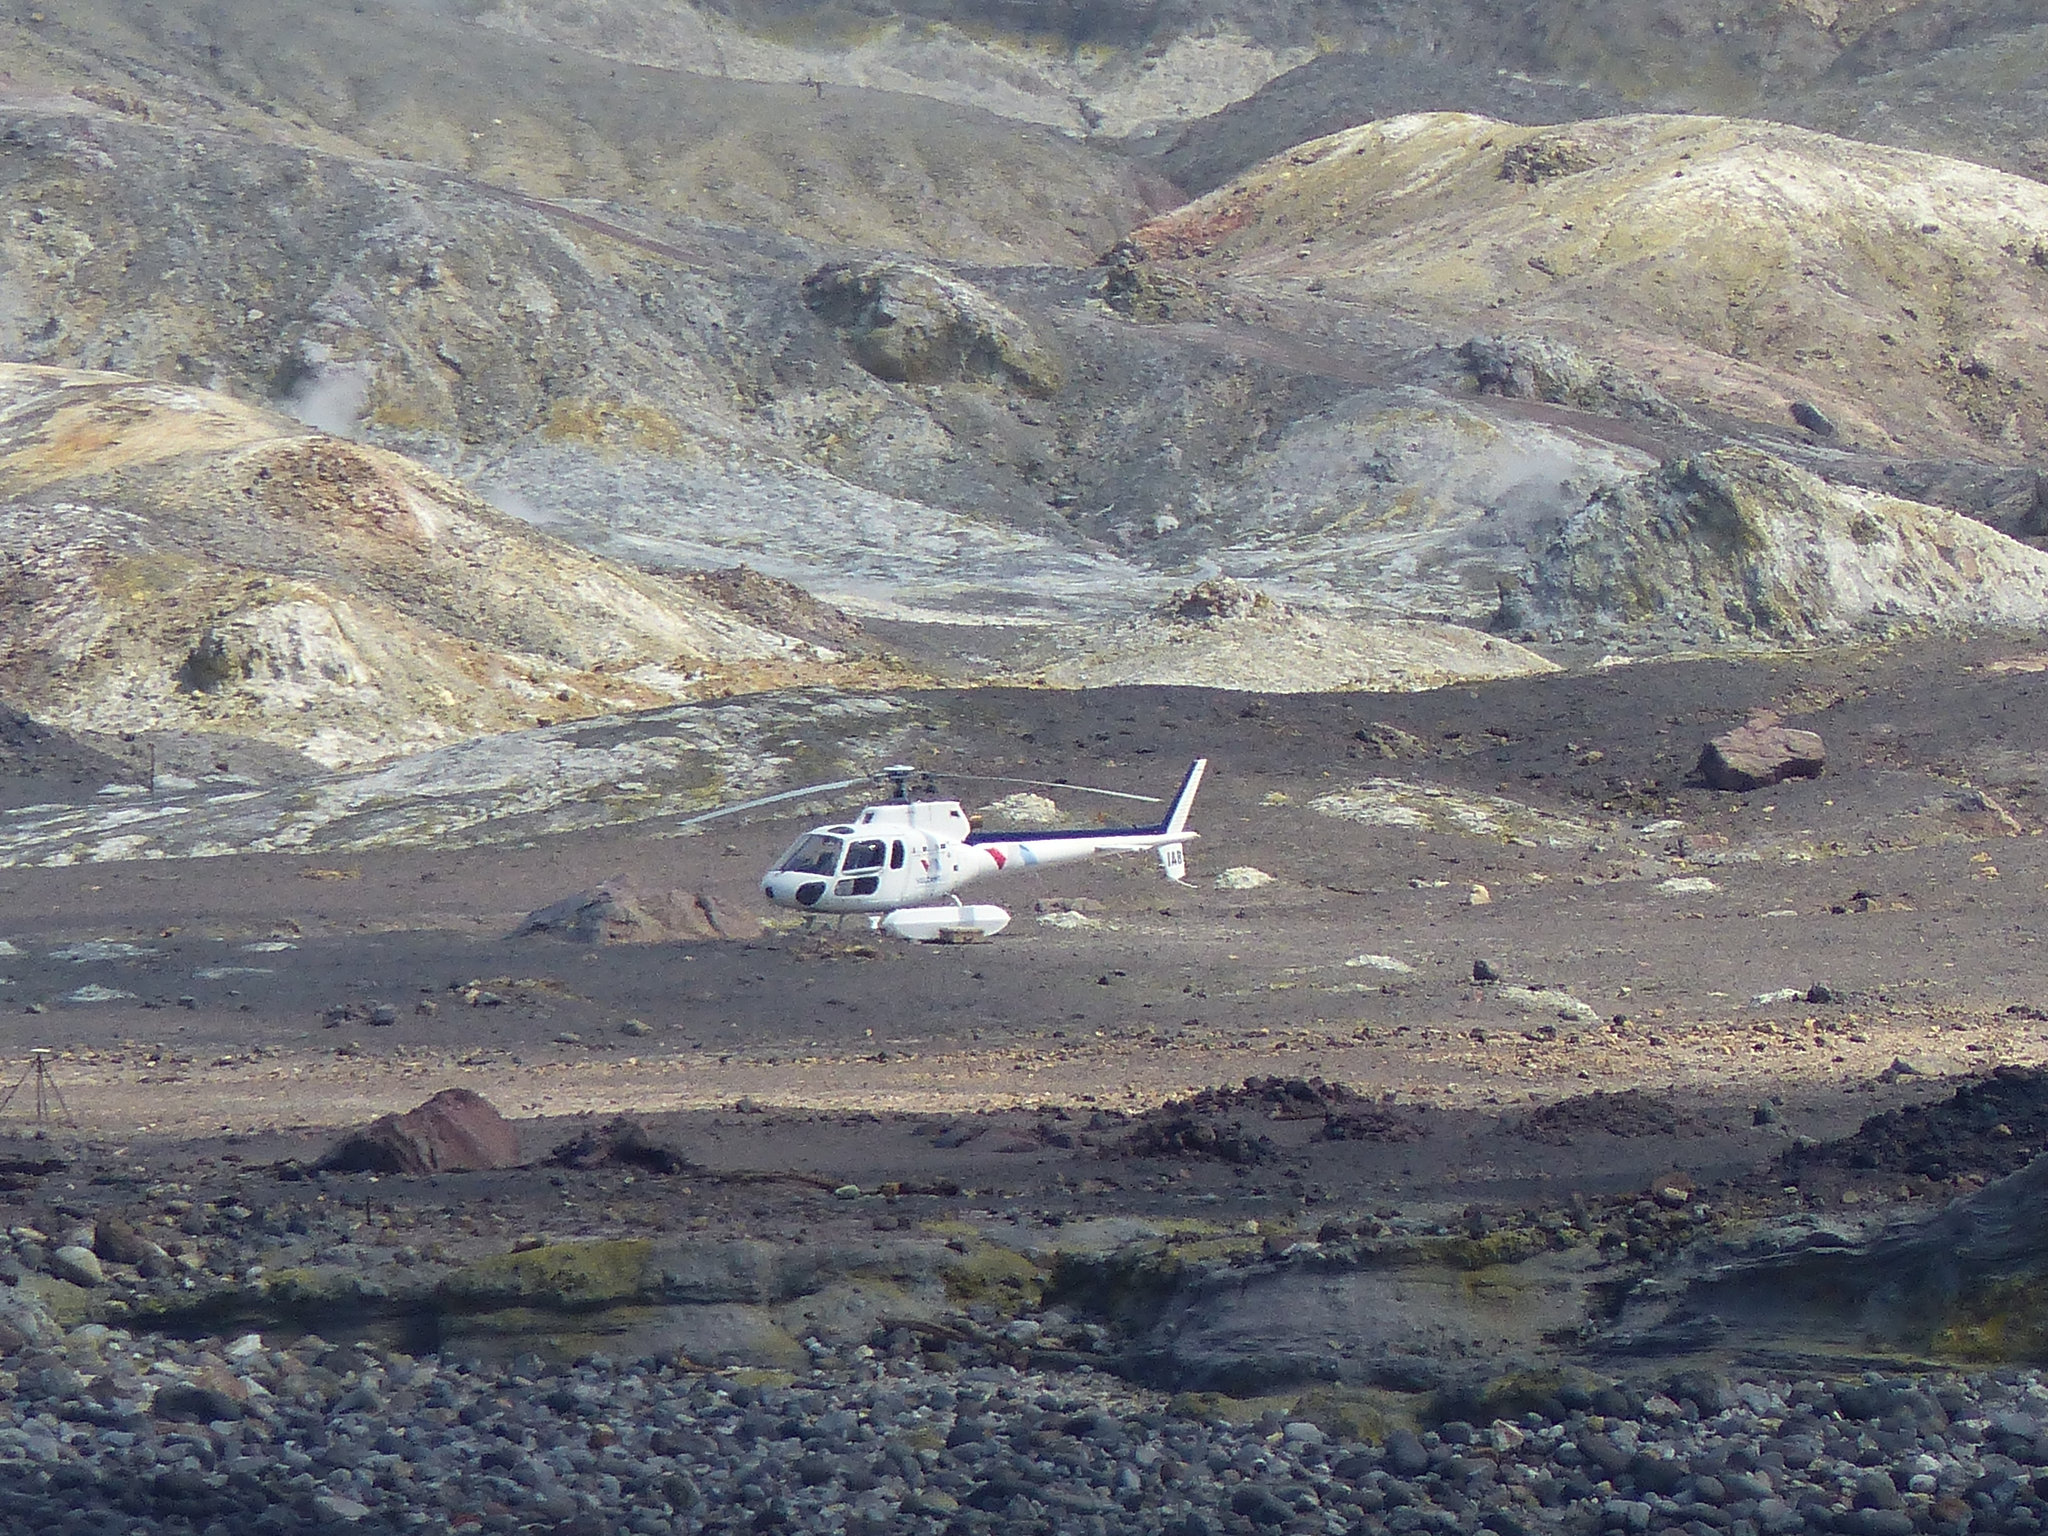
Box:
[2,0,1149,266]
[1138,0,2048,194]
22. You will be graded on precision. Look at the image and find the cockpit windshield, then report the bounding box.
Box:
[778,834,845,876]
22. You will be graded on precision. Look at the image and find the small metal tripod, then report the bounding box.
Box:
[0,1050,76,1131]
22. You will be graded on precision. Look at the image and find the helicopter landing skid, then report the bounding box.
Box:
[877,903,1011,942]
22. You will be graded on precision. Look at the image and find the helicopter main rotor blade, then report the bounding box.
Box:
[942,773,1161,804]
[676,777,869,828]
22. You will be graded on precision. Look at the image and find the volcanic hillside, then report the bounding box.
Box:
[0,365,884,769]
[1132,112,2048,460]
[0,0,2039,729]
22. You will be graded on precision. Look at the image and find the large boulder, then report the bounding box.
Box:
[802,261,1062,395]
[1698,713,1826,791]
[516,880,759,944]
[317,1088,521,1175]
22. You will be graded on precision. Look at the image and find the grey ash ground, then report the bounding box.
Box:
[3,642,2048,1530]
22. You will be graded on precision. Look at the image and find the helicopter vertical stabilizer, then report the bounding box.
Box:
[1158,843,1187,882]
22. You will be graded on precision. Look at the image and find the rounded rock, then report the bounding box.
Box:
[50,1246,103,1287]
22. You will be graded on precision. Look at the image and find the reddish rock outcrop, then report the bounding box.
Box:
[316,1088,520,1175]
[1698,713,1826,791]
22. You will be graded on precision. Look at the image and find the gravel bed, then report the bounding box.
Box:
[2,1319,2047,1535]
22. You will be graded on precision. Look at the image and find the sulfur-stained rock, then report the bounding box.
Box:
[1699,714,1826,791]
[1520,449,2048,644]
[1133,113,2048,460]
[1459,335,1681,422]
[0,368,857,770]
[437,1239,657,1312]
[316,1088,520,1176]
[1094,239,1207,323]
[802,261,1062,396]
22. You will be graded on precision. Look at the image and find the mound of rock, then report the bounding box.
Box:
[801,262,1061,395]
[1698,713,1826,791]
[1129,1077,1389,1155]
[1778,1065,2048,1190]
[0,367,856,768]
[1175,1075,1365,1117]
[1313,1107,1429,1144]
[1517,1089,1695,1146]
[517,880,759,944]
[316,1089,521,1175]
[1093,239,1206,323]
[1037,600,1556,693]
[675,567,871,656]
[1517,448,2048,644]
[549,1116,695,1175]
[1498,131,1604,183]
[1121,1114,1275,1166]
[1459,335,1682,423]
[1168,577,1273,622]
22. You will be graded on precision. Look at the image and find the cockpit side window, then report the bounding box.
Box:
[778,834,844,875]
[842,838,887,873]
[890,840,906,870]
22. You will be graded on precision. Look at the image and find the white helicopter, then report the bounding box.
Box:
[680,759,1207,940]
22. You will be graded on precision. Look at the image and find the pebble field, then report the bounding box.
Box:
[3,1319,2043,1536]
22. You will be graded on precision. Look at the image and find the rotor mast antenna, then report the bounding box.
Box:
[0,1049,77,1132]
[879,764,920,802]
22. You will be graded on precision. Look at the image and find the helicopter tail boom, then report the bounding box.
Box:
[962,758,1206,882]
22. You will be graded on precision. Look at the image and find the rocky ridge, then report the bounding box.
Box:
[1516,449,2048,646]
[0,365,885,769]
[1133,112,2048,460]
[1037,582,1558,692]
[2,81,2045,705]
